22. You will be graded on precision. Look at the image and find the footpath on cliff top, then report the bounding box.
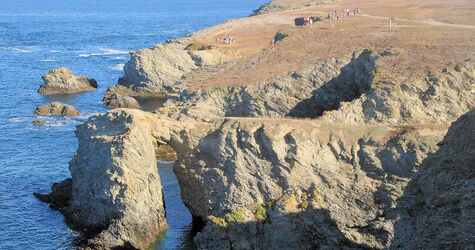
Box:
[36,0,474,249]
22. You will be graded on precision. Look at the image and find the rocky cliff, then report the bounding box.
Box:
[159,51,473,126]
[37,107,460,249]
[391,109,475,249]
[35,0,475,248]
[105,38,228,97]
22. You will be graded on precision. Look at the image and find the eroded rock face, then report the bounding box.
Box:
[62,110,171,249]
[38,67,97,94]
[391,109,475,249]
[36,105,473,249]
[103,93,140,109]
[34,102,80,116]
[107,39,226,97]
[160,51,474,126]
[175,119,444,249]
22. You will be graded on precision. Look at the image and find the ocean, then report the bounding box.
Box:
[0,0,266,248]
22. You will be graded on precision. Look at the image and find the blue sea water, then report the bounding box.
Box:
[0,0,266,248]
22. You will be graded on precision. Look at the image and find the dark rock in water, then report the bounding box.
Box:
[33,178,72,210]
[103,93,140,109]
[34,102,80,116]
[33,119,46,125]
[38,67,97,95]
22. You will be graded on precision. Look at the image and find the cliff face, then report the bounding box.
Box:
[39,108,454,249]
[36,0,475,248]
[391,109,475,249]
[106,38,228,97]
[64,110,171,249]
[159,51,473,126]
[179,119,445,249]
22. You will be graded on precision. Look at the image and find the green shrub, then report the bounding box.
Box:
[300,200,309,210]
[252,205,267,221]
[209,215,228,227]
[225,208,246,224]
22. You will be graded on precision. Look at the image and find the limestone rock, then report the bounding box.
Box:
[103,93,140,109]
[34,102,80,116]
[38,67,97,94]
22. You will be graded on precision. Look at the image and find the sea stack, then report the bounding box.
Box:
[38,67,97,94]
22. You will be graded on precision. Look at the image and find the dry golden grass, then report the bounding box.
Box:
[185,0,474,87]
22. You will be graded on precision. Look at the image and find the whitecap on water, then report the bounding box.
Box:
[0,46,32,53]
[40,59,55,62]
[79,47,129,57]
[109,64,125,71]
[111,56,127,60]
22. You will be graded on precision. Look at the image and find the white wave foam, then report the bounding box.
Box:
[109,64,125,71]
[0,47,32,53]
[111,56,127,60]
[79,48,129,57]
[162,30,180,34]
[40,59,55,62]
[49,50,60,53]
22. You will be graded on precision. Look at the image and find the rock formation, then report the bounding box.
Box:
[38,67,97,95]
[391,109,475,249]
[33,119,46,125]
[36,107,457,249]
[34,102,80,116]
[35,0,475,248]
[158,51,473,126]
[103,93,140,109]
[105,39,227,97]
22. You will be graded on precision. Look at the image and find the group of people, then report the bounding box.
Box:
[343,8,360,17]
[328,8,360,29]
[303,17,314,26]
[216,34,236,44]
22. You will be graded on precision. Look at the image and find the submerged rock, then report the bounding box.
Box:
[103,93,140,109]
[34,102,80,116]
[33,119,46,125]
[38,67,97,95]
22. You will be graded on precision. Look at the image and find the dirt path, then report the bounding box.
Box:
[360,13,475,29]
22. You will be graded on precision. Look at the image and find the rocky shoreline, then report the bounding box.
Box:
[35,0,475,249]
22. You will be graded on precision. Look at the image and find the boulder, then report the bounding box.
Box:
[34,102,80,116]
[38,67,97,94]
[103,94,140,109]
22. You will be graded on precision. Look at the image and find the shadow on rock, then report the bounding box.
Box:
[289,49,376,118]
